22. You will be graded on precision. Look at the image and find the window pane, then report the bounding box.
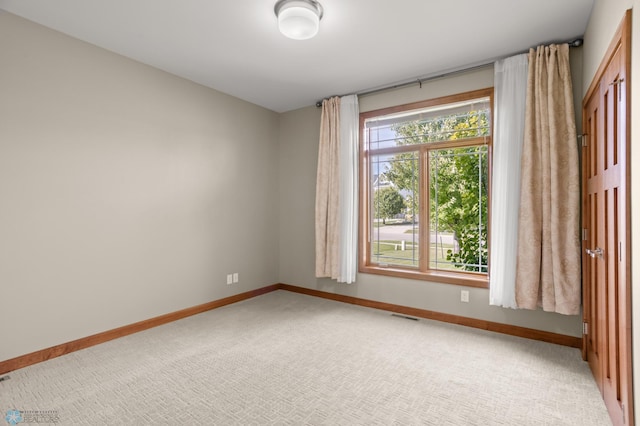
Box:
[429,146,488,273]
[370,153,419,267]
[365,97,490,150]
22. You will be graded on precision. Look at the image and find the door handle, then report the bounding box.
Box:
[585,247,604,258]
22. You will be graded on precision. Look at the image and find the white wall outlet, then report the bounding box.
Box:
[226,274,233,285]
[460,290,469,303]
[233,272,239,283]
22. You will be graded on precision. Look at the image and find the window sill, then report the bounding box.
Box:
[359,265,489,289]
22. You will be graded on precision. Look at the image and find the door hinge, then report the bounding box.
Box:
[583,322,588,335]
[582,228,588,241]
[578,134,588,147]
[611,78,625,99]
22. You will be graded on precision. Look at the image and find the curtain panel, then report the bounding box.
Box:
[338,95,359,283]
[489,53,528,308]
[515,44,581,315]
[315,95,359,283]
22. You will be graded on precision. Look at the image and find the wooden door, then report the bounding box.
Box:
[582,10,632,426]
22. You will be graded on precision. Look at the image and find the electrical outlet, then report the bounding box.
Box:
[226,274,233,285]
[233,273,239,283]
[460,290,469,303]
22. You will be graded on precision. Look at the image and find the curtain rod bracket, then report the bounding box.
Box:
[569,38,584,48]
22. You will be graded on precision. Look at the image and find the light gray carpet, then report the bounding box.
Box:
[1,290,611,425]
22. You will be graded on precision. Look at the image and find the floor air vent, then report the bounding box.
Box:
[391,313,419,321]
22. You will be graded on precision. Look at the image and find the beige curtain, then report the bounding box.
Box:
[315,97,341,279]
[515,44,581,315]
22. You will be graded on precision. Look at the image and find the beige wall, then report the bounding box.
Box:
[583,0,640,418]
[0,12,280,362]
[279,64,585,337]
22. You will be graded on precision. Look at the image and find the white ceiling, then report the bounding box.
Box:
[0,0,595,113]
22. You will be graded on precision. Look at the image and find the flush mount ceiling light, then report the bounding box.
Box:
[274,0,324,40]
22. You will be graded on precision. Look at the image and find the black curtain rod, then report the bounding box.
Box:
[315,38,584,107]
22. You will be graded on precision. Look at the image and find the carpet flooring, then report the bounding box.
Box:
[1,290,611,425]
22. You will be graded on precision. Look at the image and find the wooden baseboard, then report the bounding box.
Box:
[0,282,581,375]
[278,284,582,348]
[0,284,279,375]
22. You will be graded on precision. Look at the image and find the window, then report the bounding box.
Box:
[359,88,492,287]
